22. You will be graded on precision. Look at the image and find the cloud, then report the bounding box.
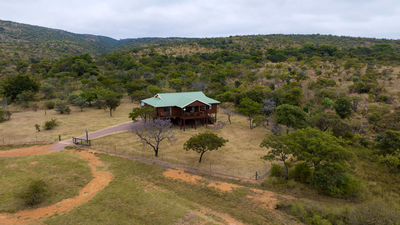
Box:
[0,0,399,39]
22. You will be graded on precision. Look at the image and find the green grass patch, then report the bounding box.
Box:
[44,153,292,225]
[0,151,92,213]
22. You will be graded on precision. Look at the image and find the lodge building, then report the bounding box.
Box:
[141,92,220,131]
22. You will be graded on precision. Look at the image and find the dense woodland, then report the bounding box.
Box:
[1,20,400,224]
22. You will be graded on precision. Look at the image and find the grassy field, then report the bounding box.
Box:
[91,112,271,178]
[0,151,92,213]
[0,143,46,151]
[44,153,295,225]
[0,96,138,143]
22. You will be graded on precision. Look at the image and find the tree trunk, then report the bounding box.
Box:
[199,151,205,163]
[81,107,83,112]
[312,170,316,187]
[155,149,158,157]
[284,161,289,180]
[228,115,231,124]
[110,108,112,116]
[249,118,253,129]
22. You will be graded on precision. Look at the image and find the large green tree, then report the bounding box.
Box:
[129,106,155,123]
[285,127,354,187]
[0,74,40,101]
[184,131,228,163]
[98,91,122,116]
[260,134,293,179]
[376,130,400,173]
[72,96,88,112]
[276,104,307,133]
[282,87,304,106]
[238,97,261,129]
[334,97,352,119]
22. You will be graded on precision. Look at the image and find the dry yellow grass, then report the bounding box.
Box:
[91,111,271,178]
[0,96,139,143]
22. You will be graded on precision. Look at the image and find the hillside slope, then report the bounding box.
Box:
[0,20,194,61]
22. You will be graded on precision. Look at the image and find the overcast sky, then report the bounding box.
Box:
[1,0,399,40]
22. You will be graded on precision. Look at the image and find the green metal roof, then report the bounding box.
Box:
[141,92,220,108]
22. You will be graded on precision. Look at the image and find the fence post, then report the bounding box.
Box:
[256,171,258,180]
[59,135,61,141]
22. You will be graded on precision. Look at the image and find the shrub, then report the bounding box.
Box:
[30,102,39,111]
[65,106,71,114]
[94,99,106,109]
[54,99,70,114]
[43,118,59,130]
[19,179,48,206]
[290,162,312,184]
[270,164,286,178]
[0,109,12,123]
[67,93,80,104]
[376,94,389,103]
[44,100,55,109]
[34,124,41,132]
[315,172,362,198]
[277,199,400,225]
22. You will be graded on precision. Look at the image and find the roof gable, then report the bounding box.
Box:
[141,91,220,108]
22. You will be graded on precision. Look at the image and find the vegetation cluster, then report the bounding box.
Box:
[1,21,400,224]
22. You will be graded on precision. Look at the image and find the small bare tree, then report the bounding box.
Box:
[220,103,235,124]
[260,99,276,126]
[134,119,177,157]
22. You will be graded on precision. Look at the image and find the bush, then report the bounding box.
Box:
[34,124,41,132]
[0,109,12,123]
[290,162,312,184]
[43,118,60,130]
[44,100,55,109]
[376,94,390,103]
[94,99,106,109]
[277,199,400,225]
[270,164,286,178]
[19,179,48,206]
[315,172,362,198]
[30,102,39,111]
[67,93,80,104]
[54,99,70,114]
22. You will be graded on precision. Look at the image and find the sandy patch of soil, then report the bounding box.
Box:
[0,149,112,225]
[0,145,54,157]
[5,164,17,168]
[177,205,245,225]
[164,168,295,210]
[164,168,241,192]
[29,161,38,166]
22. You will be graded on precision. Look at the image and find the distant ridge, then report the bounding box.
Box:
[0,19,194,60]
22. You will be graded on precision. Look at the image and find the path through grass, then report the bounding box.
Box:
[0,151,92,213]
[44,153,294,225]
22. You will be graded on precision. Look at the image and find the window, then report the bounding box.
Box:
[206,105,212,110]
[163,107,171,115]
[184,106,195,112]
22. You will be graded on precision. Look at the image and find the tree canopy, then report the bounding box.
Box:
[1,74,40,101]
[238,97,261,129]
[184,131,228,163]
